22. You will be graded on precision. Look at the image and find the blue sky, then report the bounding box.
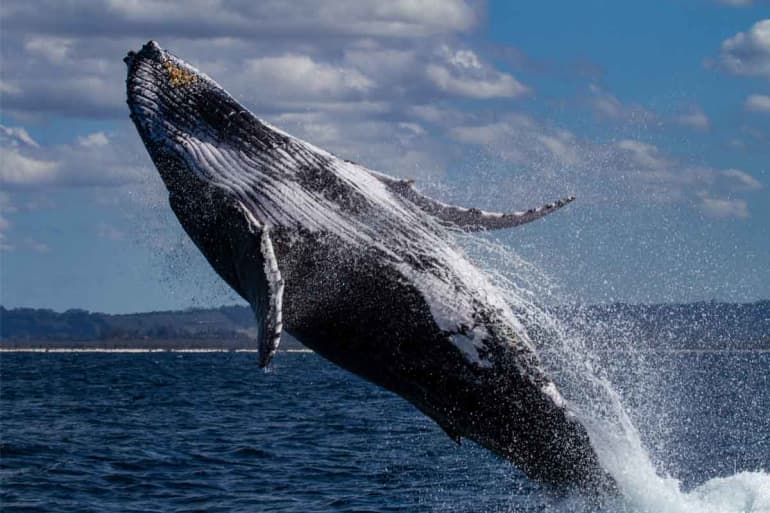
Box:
[1,0,768,313]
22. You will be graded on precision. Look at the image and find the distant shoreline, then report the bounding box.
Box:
[0,336,306,351]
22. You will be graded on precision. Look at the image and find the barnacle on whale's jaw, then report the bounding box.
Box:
[124,40,289,184]
[124,41,206,146]
[124,40,250,188]
[163,60,199,88]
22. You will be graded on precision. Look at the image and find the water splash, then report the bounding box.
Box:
[456,232,770,513]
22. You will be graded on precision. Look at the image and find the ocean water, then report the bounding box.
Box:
[1,351,768,513]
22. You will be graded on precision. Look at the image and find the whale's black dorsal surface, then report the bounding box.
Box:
[126,41,615,494]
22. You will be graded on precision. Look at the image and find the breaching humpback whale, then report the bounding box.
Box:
[126,41,615,494]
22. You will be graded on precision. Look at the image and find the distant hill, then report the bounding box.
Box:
[0,305,301,350]
[1,301,768,350]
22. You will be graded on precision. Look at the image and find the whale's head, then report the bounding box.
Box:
[125,41,288,192]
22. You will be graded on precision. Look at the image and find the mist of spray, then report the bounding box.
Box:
[455,230,770,513]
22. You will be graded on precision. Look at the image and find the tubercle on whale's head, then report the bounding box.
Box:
[124,41,285,191]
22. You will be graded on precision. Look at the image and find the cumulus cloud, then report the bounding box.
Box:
[675,107,711,131]
[715,19,770,78]
[0,125,147,189]
[716,0,754,5]
[1,0,477,39]
[2,68,126,119]
[0,148,60,186]
[721,168,763,190]
[24,36,75,63]
[443,109,762,214]
[426,47,529,99]
[615,139,668,170]
[270,110,449,180]
[77,132,110,147]
[243,54,374,100]
[745,93,770,112]
[698,193,749,219]
[0,0,504,121]
[0,125,40,148]
[0,0,760,223]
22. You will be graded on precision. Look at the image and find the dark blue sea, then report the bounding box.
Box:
[2,351,769,512]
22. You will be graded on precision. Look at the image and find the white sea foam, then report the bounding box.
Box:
[457,232,770,513]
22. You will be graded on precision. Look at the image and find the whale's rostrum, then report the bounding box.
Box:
[126,40,615,494]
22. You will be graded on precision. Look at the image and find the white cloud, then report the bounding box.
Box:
[450,116,540,164]
[537,132,580,166]
[0,80,21,94]
[716,19,770,78]
[675,108,711,131]
[450,49,483,69]
[425,47,529,99]
[409,104,464,125]
[426,64,528,99]
[698,194,749,219]
[3,3,468,120]
[2,72,125,119]
[745,93,770,112]
[0,148,60,186]
[0,0,760,223]
[0,126,146,189]
[24,36,74,63]
[3,0,477,39]
[77,132,110,147]
[343,47,416,79]
[269,110,447,180]
[443,109,760,215]
[721,168,763,190]
[616,140,667,170]
[244,55,374,99]
[716,0,753,5]
[0,125,40,148]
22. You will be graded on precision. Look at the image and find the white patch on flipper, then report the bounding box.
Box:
[259,226,284,366]
[239,203,284,367]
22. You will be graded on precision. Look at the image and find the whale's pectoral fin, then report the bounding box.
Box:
[171,192,284,368]
[373,172,574,231]
[232,203,285,368]
[255,229,284,368]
